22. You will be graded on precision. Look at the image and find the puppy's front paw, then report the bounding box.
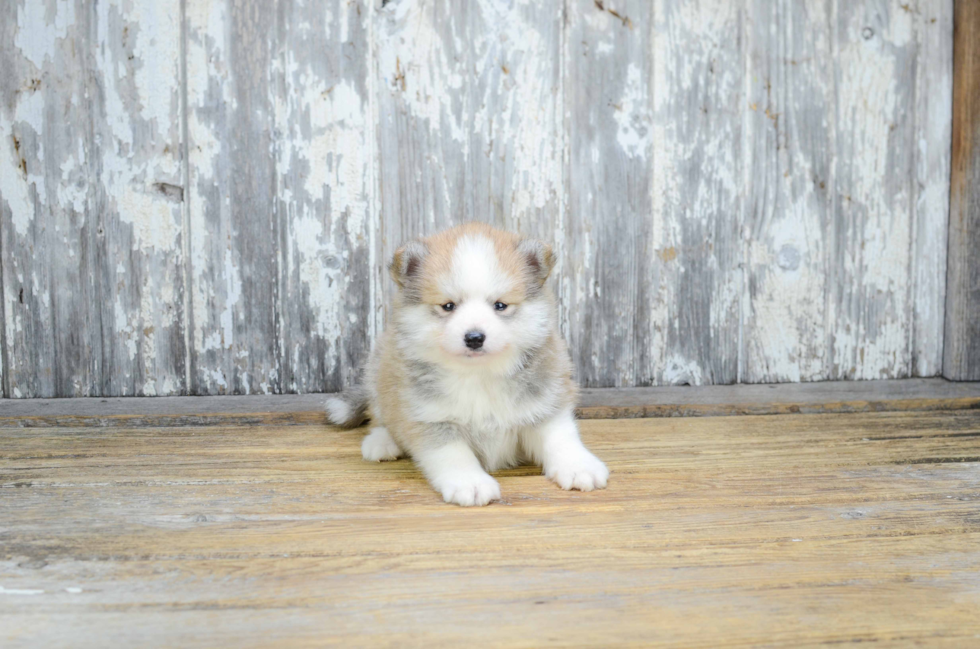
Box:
[435,472,501,507]
[545,450,609,492]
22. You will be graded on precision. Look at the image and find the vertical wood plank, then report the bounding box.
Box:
[911,1,953,377]
[742,0,836,383]
[564,0,743,388]
[0,215,5,397]
[185,0,280,394]
[649,0,744,387]
[1,0,104,398]
[187,0,380,394]
[0,1,102,397]
[831,0,919,380]
[944,0,980,380]
[744,0,951,383]
[375,0,564,298]
[95,0,188,396]
[563,0,653,388]
[0,0,185,398]
[273,0,378,392]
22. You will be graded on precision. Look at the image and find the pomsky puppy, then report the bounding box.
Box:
[325,223,608,506]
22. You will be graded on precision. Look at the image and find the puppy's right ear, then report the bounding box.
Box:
[389,240,428,289]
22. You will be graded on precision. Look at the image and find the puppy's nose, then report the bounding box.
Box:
[464,331,486,350]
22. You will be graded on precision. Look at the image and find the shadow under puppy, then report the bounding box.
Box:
[326,223,608,506]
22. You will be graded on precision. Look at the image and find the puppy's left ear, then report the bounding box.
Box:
[517,239,556,286]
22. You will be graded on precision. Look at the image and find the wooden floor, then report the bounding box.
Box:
[3,405,980,646]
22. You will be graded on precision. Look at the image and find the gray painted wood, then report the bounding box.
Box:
[272,0,379,393]
[564,0,744,388]
[375,0,563,280]
[913,0,953,378]
[185,0,280,395]
[743,0,951,383]
[831,0,920,381]
[944,0,980,380]
[742,0,835,384]
[185,0,379,395]
[1,0,103,399]
[650,0,745,389]
[563,0,655,389]
[0,0,959,396]
[1,0,186,398]
[95,1,188,397]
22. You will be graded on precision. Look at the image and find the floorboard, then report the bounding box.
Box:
[2,410,979,646]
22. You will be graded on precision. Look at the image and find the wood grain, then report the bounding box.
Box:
[650,0,744,388]
[562,0,744,387]
[744,0,952,383]
[832,1,919,381]
[184,0,280,395]
[272,0,380,393]
[944,0,980,380]
[184,0,377,396]
[374,0,563,291]
[0,0,187,397]
[0,0,961,395]
[913,0,954,378]
[2,410,979,646]
[742,0,836,383]
[563,0,655,388]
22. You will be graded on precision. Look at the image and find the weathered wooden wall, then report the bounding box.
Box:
[0,0,954,397]
[944,0,980,381]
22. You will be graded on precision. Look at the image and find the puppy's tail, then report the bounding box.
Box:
[325,384,371,428]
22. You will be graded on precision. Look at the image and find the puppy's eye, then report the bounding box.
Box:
[494,302,508,312]
[441,302,456,312]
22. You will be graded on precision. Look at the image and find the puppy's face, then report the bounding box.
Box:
[390,224,555,371]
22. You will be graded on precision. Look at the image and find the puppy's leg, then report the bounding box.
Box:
[414,437,500,507]
[525,409,608,491]
[361,426,403,462]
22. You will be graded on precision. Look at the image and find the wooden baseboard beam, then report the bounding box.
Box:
[1,378,978,427]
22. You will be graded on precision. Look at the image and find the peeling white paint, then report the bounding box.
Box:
[130,0,181,140]
[97,0,181,254]
[220,249,241,351]
[15,0,76,68]
[0,0,954,395]
[186,0,232,371]
[289,215,343,342]
[202,331,222,352]
[613,64,651,159]
[301,80,367,226]
[664,355,704,386]
[3,88,48,237]
[208,369,228,390]
[378,0,466,144]
[0,121,34,237]
[115,295,138,362]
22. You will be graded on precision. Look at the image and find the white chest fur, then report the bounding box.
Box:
[407,369,558,471]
